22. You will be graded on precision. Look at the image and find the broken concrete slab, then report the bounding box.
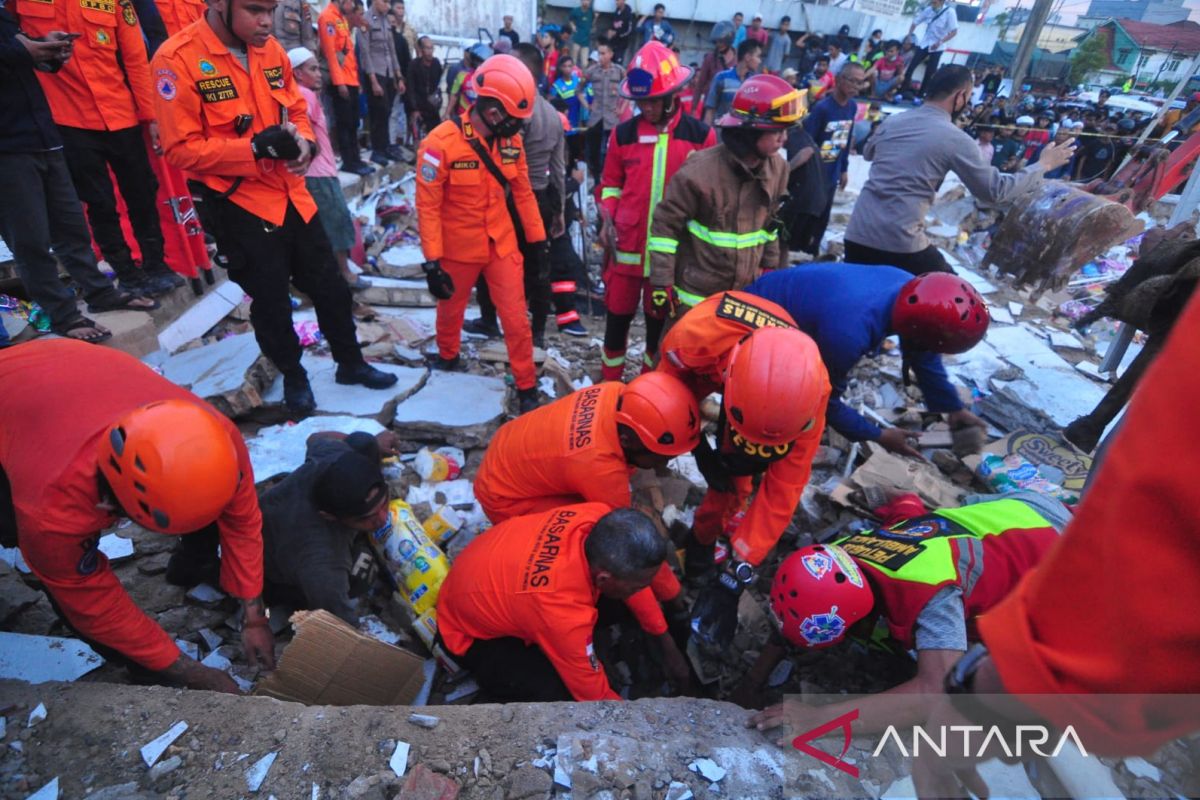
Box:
[245,415,385,481]
[978,326,1106,428]
[987,305,1014,325]
[0,633,103,683]
[141,721,188,767]
[95,310,158,359]
[158,332,277,418]
[377,244,426,278]
[158,280,245,353]
[392,371,507,449]
[357,277,436,307]
[1047,329,1086,350]
[952,264,997,294]
[475,340,548,365]
[262,354,426,419]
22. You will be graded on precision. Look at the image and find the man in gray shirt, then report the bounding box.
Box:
[844,65,1074,274]
[361,0,403,165]
[583,42,626,177]
[273,0,317,52]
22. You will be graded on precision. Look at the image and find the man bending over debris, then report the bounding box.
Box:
[259,429,399,625]
[0,341,274,693]
[437,504,667,701]
[473,372,702,685]
[742,491,1070,737]
[656,294,830,650]
[746,265,990,459]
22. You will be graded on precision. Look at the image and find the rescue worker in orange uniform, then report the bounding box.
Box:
[318,0,371,175]
[15,0,182,296]
[437,503,668,702]
[656,291,831,649]
[473,372,702,686]
[647,75,801,322]
[597,41,715,381]
[416,53,551,414]
[155,0,205,36]
[151,0,398,416]
[0,340,275,693]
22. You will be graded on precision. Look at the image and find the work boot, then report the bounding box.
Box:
[429,354,462,371]
[517,387,540,415]
[559,320,588,337]
[341,162,375,176]
[144,263,186,291]
[335,362,399,389]
[283,370,316,416]
[684,533,716,584]
[385,144,406,162]
[462,317,501,338]
[369,151,391,167]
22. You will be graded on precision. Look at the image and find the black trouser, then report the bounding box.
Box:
[331,84,364,166]
[365,74,396,154]
[844,239,952,275]
[585,122,610,179]
[452,636,572,702]
[0,151,123,327]
[213,199,364,374]
[58,125,165,278]
[903,48,943,96]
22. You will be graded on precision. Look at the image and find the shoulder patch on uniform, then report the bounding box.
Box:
[421,149,441,167]
[263,65,285,89]
[94,28,111,45]
[499,145,520,165]
[420,163,437,182]
[157,74,177,100]
[118,0,137,25]
[326,22,335,35]
[81,0,116,13]
[198,58,217,75]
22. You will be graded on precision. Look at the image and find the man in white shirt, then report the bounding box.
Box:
[903,0,957,97]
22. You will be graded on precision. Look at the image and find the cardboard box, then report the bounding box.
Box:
[254,610,430,706]
[975,430,1092,491]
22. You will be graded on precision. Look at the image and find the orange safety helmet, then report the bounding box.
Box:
[717,73,807,129]
[473,53,537,119]
[619,41,694,100]
[616,372,702,456]
[723,327,827,446]
[97,400,240,534]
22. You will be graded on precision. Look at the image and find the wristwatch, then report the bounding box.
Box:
[944,643,1012,726]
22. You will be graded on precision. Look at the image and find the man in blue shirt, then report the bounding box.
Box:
[638,3,674,47]
[745,264,990,457]
[703,39,761,126]
[800,61,863,255]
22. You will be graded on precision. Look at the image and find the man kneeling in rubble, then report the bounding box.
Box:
[436,504,667,702]
[738,491,1071,739]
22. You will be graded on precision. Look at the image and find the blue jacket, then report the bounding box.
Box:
[745,263,964,442]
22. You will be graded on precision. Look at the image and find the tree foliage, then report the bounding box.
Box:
[1070,34,1111,85]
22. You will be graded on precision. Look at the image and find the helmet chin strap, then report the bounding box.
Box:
[219,0,247,49]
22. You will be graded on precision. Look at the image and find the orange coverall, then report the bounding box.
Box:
[657,291,830,566]
[0,341,264,672]
[15,0,155,131]
[416,113,547,390]
[318,2,357,87]
[151,19,317,225]
[978,290,1200,757]
[473,382,682,634]
[154,0,204,36]
[438,503,667,701]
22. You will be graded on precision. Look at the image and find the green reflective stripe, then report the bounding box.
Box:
[674,286,706,307]
[642,352,655,368]
[601,187,623,200]
[601,352,626,367]
[685,219,779,249]
[643,133,670,277]
[647,237,678,254]
[615,250,642,265]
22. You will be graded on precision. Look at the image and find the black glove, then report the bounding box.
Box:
[532,240,551,282]
[693,435,734,494]
[250,125,301,160]
[422,259,455,300]
[690,557,755,649]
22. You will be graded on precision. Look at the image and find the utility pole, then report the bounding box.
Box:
[1009,0,1052,90]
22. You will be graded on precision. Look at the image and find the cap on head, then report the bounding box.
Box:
[97,400,240,533]
[287,46,317,70]
[616,372,702,456]
[770,545,874,648]
[723,326,827,447]
[892,273,990,354]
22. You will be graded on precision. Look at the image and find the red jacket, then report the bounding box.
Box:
[599,111,714,278]
[0,341,264,671]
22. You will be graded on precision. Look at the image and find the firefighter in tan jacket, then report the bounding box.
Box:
[646,75,803,320]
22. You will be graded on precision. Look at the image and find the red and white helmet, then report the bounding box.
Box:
[770,545,875,649]
[620,41,694,100]
[717,74,807,130]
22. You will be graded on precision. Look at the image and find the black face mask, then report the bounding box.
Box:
[489,114,524,138]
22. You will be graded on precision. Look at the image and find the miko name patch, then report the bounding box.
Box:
[450,160,478,170]
[263,66,285,89]
[197,75,238,103]
[715,293,793,330]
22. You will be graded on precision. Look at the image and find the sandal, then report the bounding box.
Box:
[86,289,160,314]
[52,315,112,344]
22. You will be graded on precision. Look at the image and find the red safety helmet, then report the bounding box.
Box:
[473,53,537,119]
[619,41,694,100]
[97,400,240,533]
[723,326,827,447]
[616,372,702,456]
[717,74,807,129]
[770,545,875,649]
[892,273,990,354]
